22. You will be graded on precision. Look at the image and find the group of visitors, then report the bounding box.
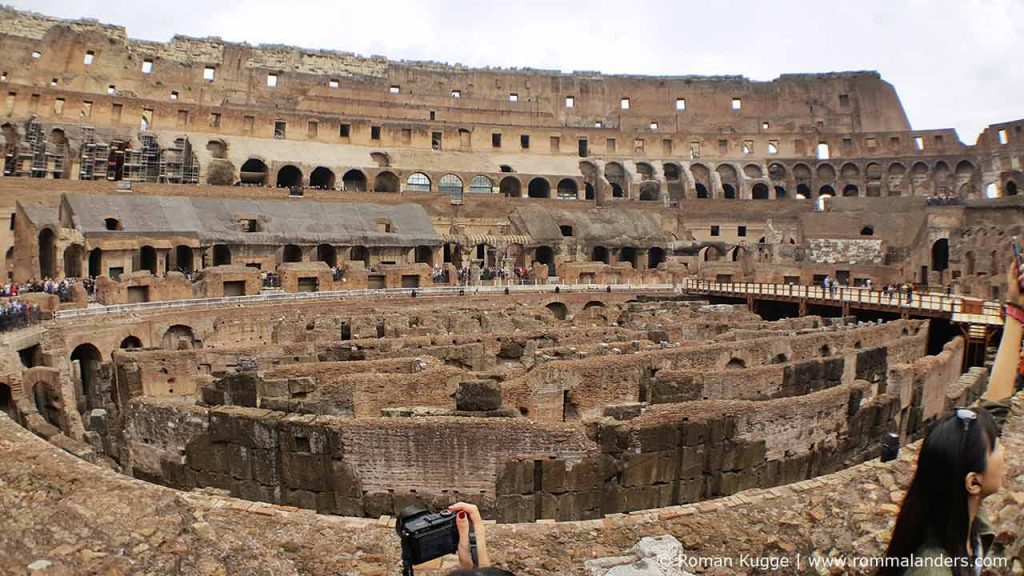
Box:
[2,277,92,303]
[0,299,42,332]
[925,195,962,207]
[260,270,280,288]
[880,282,915,303]
[431,266,449,284]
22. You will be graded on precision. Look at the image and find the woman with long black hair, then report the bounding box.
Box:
[879,260,1021,575]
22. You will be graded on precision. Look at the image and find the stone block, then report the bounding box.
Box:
[496,495,535,523]
[453,379,502,411]
[259,378,290,398]
[635,422,680,452]
[541,459,567,494]
[225,443,252,480]
[250,448,280,486]
[185,437,227,474]
[281,451,331,492]
[330,459,362,499]
[362,491,394,518]
[604,402,644,421]
[496,459,534,495]
[281,488,318,511]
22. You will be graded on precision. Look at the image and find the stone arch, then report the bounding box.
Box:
[440,174,464,201]
[350,246,370,267]
[535,245,556,276]
[206,139,227,159]
[955,160,975,176]
[212,244,231,266]
[162,325,201,350]
[87,248,102,278]
[282,244,303,263]
[888,162,907,196]
[1007,180,1019,196]
[174,245,194,273]
[647,247,665,268]
[743,164,763,179]
[796,184,812,199]
[70,343,103,413]
[316,244,337,267]
[592,246,609,264]
[414,245,434,266]
[470,175,493,194]
[620,246,638,268]
[768,163,787,181]
[931,238,949,273]
[583,300,606,310]
[545,301,568,320]
[840,162,860,180]
[342,169,367,192]
[663,163,681,181]
[0,382,13,419]
[309,166,335,189]
[406,172,431,192]
[691,163,711,198]
[556,178,578,200]
[843,184,859,197]
[816,163,836,182]
[635,162,655,180]
[866,162,883,196]
[700,246,723,261]
[38,228,56,278]
[499,176,522,197]
[528,177,551,199]
[963,250,975,276]
[605,162,628,196]
[638,181,661,201]
[752,183,770,200]
[139,245,158,275]
[374,170,399,193]
[276,165,303,188]
[120,336,143,349]
[63,244,84,278]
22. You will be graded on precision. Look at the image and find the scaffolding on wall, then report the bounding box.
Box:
[159,137,199,184]
[78,126,111,181]
[121,133,160,183]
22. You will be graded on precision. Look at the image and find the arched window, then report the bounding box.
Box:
[276,165,302,188]
[374,171,399,192]
[752,183,770,200]
[341,169,367,192]
[406,172,431,192]
[439,174,464,198]
[469,175,493,194]
[528,178,551,198]
[556,179,578,200]
[309,167,335,189]
[240,158,268,185]
[499,176,521,197]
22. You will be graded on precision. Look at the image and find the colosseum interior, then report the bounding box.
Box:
[0,6,1022,575]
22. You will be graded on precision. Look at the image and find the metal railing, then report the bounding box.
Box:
[55,282,679,319]
[681,279,1004,325]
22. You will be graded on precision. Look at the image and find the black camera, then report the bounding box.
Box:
[396,505,459,570]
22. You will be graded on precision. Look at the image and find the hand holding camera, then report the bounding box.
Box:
[396,501,492,575]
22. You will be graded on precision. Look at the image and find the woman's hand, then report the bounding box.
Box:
[1008,261,1024,308]
[448,502,490,569]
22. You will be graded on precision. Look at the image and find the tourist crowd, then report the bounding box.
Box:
[0,299,43,332]
[2,277,93,303]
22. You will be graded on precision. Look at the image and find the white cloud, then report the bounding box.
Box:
[11,0,1024,141]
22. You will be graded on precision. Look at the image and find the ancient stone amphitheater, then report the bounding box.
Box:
[0,7,1021,575]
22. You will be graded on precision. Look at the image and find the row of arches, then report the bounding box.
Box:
[239,160,585,200]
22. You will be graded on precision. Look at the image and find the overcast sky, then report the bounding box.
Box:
[11,0,1023,143]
